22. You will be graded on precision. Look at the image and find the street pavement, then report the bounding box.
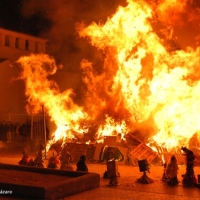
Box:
[0,156,200,200]
[63,163,200,200]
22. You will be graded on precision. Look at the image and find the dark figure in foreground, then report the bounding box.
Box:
[47,154,60,169]
[181,146,197,187]
[28,144,45,167]
[18,148,29,165]
[60,146,74,170]
[165,155,179,185]
[76,155,88,172]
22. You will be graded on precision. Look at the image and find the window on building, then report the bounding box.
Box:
[25,40,29,50]
[15,38,19,48]
[5,35,9,46]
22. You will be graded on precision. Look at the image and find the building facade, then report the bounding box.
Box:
[0,28,48,114]
[0,28,49,141]
[0,28,47,62]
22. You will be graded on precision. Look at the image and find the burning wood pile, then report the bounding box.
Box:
[51,128,200,166]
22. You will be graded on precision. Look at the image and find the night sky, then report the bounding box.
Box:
[0,0,127,36]
[0,0,51,36]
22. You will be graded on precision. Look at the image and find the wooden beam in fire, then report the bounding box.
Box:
[130,142,158,163]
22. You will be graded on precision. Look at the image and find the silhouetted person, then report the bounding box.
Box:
[76,155,88,172]
[181,147,197,187]
[47,155,59,169]
[14,122,21,141]
[165,155,179,185]
[60,145,74,170]
[18,148,29,165]
[33,144,45,167]
[6,121,13,143]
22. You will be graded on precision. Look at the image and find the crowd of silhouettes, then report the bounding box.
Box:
[161,147,198,187]
[0,121,31,142]
[0,120,49,143]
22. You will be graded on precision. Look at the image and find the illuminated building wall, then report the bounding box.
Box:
[0,28,48,113]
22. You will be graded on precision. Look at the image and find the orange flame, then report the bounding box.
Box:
[17,54,88,148]
[17,0,200,152]
[77,0,200,149]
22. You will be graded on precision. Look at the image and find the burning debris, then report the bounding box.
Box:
[16,0,200,162]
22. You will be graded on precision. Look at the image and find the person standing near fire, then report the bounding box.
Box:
[165,155,179,185]
[14,122,21,141]
[33,144,45,167]
[6,121,13,143]
[60,145,74,170]
[76,155,88,172]
[18,148,29,165]
[181,146,197,187]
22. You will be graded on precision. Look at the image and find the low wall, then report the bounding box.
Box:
[0,163,100,199]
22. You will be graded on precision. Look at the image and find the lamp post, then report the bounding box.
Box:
[30,114,33,140]
[42,105,46,159]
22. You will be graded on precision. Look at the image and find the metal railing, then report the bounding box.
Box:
[0,113,48,141]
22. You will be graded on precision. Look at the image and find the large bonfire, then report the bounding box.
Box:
[17,0,200,159]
